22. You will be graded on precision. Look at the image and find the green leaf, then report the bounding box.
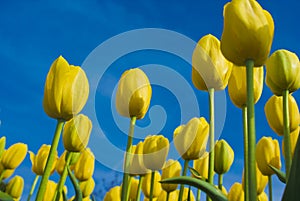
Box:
[0,191,14,201]
[268,164,286,183]
[160,176,228,201]
[189,167,207,181]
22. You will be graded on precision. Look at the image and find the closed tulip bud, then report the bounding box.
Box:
[142,171,162,198]
[192,34,232,91]
[283,126,299,158]
[74,148,95,181]
[1,143,27,169]
[227,183,244,201]
[5,175,24,199]
[242,164,268,195]
[265,94,299,136]
[104,186,121,201]
[174,117,209,160]
[29,144,57,175]
[0,163,14,180]
[43,180,57,201]
[116,68,152,119]
[80,177,95,198]
[0,136,6,158]
[161,159,182,193]
[143,135,169,171]
[56,151,67,175]
[157,190,178,201]
[63,114,92,152]
[43,56,89,121]
[214,140,234,175]
[257,192,268,201]
[221,0,274,67]
[265,49,300,95]
[128,177,139,200]
[228,66,264,108]
[193,152,209,179]
[256,137,281,176]
[129,141,149,176]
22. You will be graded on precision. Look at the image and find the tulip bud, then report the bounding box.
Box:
[129,141,149,176]
[265,94,299,136]
[221,0,274,67]
[193,152,209,179]
[0,163,14,180]
[157,190,178,201]
[228,66,264,108]
[265,49,300,95]
[161,159,182,193]
[214,140,234,175]
[174,117,209,160]
[74,148,95,181]
[129,177,139,200]
[257,192,268,201]
[143,135,169,171]
[43,180,57,201]
[142,171,162,198]
[43,56,89,121]
[1,143,27,169]
[5,175,24,199]
[80,177,95,198]
[227,183,244,201]
[56,151,67,175]
[256,137,281,176]
[0,136,6,158]
[115,68,152,119]
[283,126,299,158]
[63,114,92,152]
[192,34,232,91]
[104,186,121,201]
[174,188,195,201]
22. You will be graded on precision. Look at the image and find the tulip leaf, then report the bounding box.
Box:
[268,164,286,183]
[160,176,228,201]
[189,167,207,181]
[0,191,14,201]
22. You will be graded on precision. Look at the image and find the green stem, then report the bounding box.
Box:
[0,169,6,182]
[166,192,170,201]
[126,176,132,201]
[178,160,189,201]
[283,89,291,180]
[245,59,257,200]
[136,175,143,201]
[121,116,136,201]
[149,171,155,201]
[196,189,201,201]
[218,174,223,191]
[36,119,64,201]
[27,175,39,201]
[67,166,82,201]
[242,106,249,201]
[268,175,273,201]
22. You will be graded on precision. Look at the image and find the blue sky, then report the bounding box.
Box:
[0,0,300,200]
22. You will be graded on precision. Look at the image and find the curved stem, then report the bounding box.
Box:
[196,189,201,201]
[36,119,64,201]
[121,116,136,201]
[268,175,273,201]
[149,171,155,201]
[218,174,223,191]
[245,59,257,200]
[283,89,291,180]
[27,175,39,201]
[166,192,170,201]
[242,106,249,201]
[178,160,189,201]
[136,175,144,201]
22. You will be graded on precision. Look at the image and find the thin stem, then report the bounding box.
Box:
[246,59,257,200]
[242,106,249,201]
[149,171,155,201]
[136,175,144,201]
[126,176,132,201]
[178,160,189,201]
[166,192,170,201]
[27,175,39,201]
[196,189,201,201]
[121,116,136,201]
[268,175,273,201]
[36,119,64,201]
[218,174,223,191]
[283,89,292,180]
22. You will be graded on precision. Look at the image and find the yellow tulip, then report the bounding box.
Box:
[265,49,300,95]
[0,136,5,158]
[193,152,209,179]
[74,148,95,181]
[256,137,281,176]
[174,117,209,160]
[56,151,67,175]
[63,114,92,152]
[142,171,162,198]
[192,34,232,91]
[115,68,152,119]
[161,159,182,193]
[129,141,149,176]
[5,175,24,199]
[283,126,299,158]
[43,180,57,201]
[227,183,244,201]
[1,143,27,169]
[144,198,158,201]
[0,163,14,180]
[43,56,89,121]
[220,0,274,67]
[128,177,139,200]
[157,190,178,201]
[214,140,234,175]
[228,66,264,108]
[257,192,268,201]
[265,94,299,136]
[143,135,169,171]
[80,177,95,198]
[29,144,57,175]
[175,188,195,201]
[104,186,121,201]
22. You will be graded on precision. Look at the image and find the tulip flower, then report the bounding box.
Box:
[157,190,178,201]
[265,49,300,96]
[220,0,274,67]
[257,192,268,201]
[242,164,268,195]
[176,188,195,201]
[115,68,152,120]
[80,177,95,198]
[0,136,5,158]
[228,66,264,108]
[161,159,182,193]
[43,56,89,121]
[74,148,95,181]
[214,139,234,175]
[104,186,121,201]
[264,94,299,136]
[29,144,57,175]
[227,183,244,201]
[193,152,209,179]
[142,171,162,198]
[192,34,232,91]
[1,143,27,169]
[283,127,299,158]
[143,135,169,171]
[128,177,139,201]
[0,163,14,180]
[63,114,92,152]
[129,141,149,176]
[5,175,24,199]
[256,137,281,176]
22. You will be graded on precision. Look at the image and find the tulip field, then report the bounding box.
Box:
[1,0,300,201]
